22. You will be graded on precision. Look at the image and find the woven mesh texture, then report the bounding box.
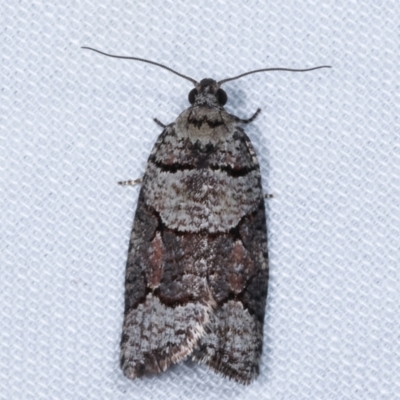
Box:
[1,1,400,399]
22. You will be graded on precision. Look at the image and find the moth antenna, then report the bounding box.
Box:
[218,65,331,85]
[81,46,198,85]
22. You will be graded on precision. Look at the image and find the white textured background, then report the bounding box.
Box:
[1,1,399,399]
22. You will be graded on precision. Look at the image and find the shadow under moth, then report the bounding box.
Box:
[83,47,330,384]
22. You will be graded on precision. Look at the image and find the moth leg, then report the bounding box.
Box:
[153,118,166,128]
[118,178,142,186]
[235,108,261,124]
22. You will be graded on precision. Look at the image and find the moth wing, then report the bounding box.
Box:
[192,164,269,384]
[120,181,214,379]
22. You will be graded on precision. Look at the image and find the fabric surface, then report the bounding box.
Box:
[1,1,399,399]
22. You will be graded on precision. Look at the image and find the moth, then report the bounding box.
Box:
[82,47,330,384]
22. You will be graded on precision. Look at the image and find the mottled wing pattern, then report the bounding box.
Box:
[188,123,269,384]
[120,129,215,378]
[120,106,268,384]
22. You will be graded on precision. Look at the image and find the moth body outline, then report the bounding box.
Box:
[81,46,330,384]
[120,77,268,385]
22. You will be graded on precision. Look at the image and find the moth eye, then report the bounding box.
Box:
[188,88,198,104]
[216,89,228,106]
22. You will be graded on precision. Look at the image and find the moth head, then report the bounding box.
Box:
[188,79,228,107]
